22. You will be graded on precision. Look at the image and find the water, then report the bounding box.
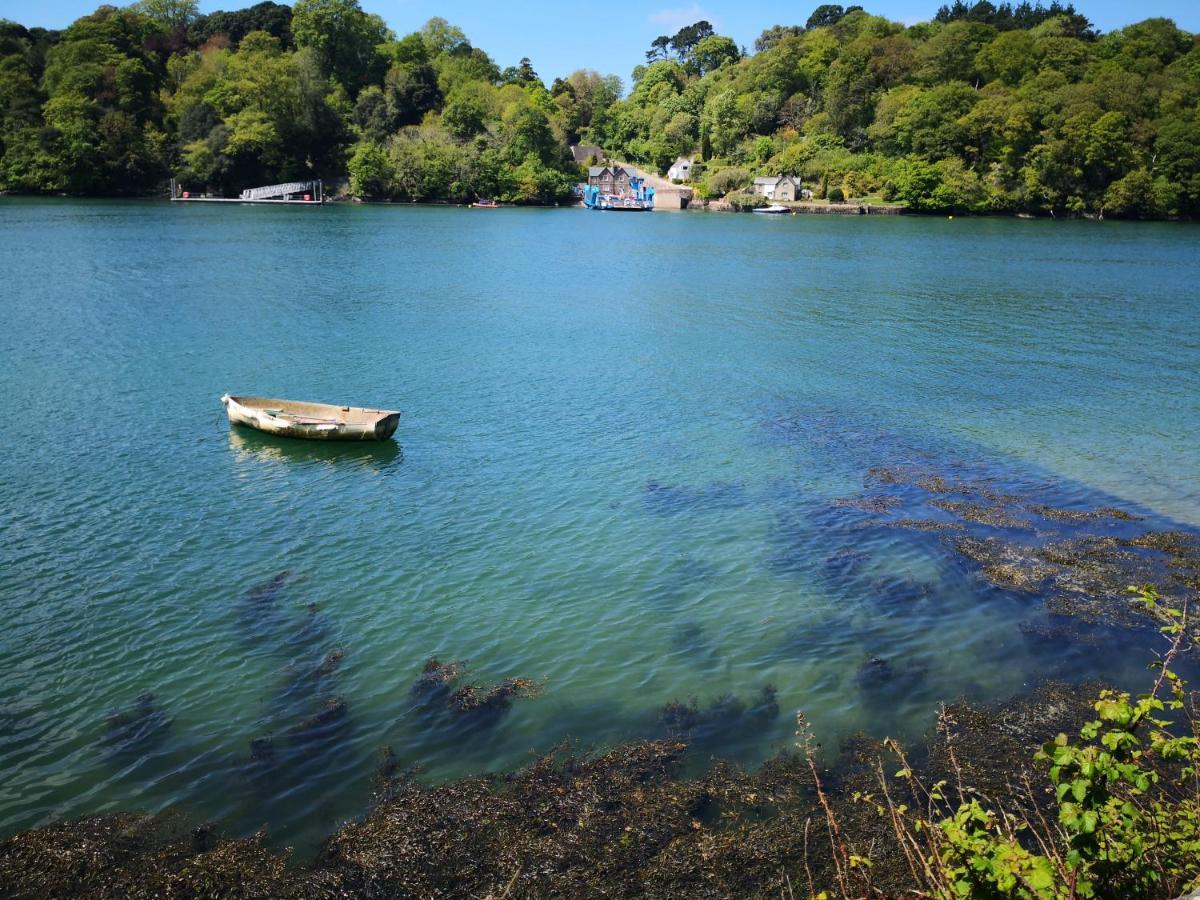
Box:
[1,199,1198,852]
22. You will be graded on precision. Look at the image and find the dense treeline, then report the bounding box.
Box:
[0,0,1198,216]
[0,0,589,203]
[602,4,1200,216]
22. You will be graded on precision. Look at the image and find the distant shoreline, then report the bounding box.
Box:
[3,192,1196,221]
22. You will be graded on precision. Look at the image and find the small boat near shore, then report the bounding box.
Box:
[221,394,400,441]
[753,204,791,214]
[471,198,499,208]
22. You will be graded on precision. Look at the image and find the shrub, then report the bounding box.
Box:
[726,190,767,210]
[827,186,844,202]
[811,589,1200,900]
[706,166,751,196]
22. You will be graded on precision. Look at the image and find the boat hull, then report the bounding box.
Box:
[221,395,400,442]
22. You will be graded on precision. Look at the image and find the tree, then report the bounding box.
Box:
[646,35,670,62]
[188,2,293,50]
[347,139,390,195]
[670,21,714,59]
[501,57,540,87]
[384,62,442,127]
[133,0,198,32]
[919,20,994,83]
[419,17,468,57]
[807,5,855,29]
[689,35,740,77]
[442,93,486,138]
[291,0,390,94]
[755,25,803,53]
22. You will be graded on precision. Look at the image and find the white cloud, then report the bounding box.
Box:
[648,4,719,34]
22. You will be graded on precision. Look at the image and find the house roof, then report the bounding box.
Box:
[571,144,603,162]
[588,166,607,177]
[754,175,799,186]
[671,156,692,167]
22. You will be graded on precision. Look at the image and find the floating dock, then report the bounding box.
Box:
[170,179,324,204]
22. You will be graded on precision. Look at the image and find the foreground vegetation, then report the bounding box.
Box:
[1,0,1198,215]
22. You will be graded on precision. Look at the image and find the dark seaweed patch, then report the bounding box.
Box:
[659,686,780,750]
[642,480,748,515]
[408,658,541,729]
[236,571,293,641]
[641,555,719,611]
[102,691,172,759]
[856,656,929,699]
[831,494,902,513]
[930,497,1030,529]
[670,621,721,668]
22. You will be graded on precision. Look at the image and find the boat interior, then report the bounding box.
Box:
[231,396,397,425]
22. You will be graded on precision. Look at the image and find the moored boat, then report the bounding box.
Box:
[753,204,791,214]
[471,198,499,208]
[221,394,400,441]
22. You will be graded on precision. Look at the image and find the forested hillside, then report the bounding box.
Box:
[0,0,588,203]
[600,3,1200,216]
[1,0,1198,216]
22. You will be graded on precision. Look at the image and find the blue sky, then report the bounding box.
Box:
[3,0,1198,85]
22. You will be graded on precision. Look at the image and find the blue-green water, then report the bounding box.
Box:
[1,199,1198,852]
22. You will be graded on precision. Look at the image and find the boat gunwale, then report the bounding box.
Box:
[226,394,400,423]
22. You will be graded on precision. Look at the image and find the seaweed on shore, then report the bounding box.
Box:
[0,812,298,897]
[0,675,1132,899]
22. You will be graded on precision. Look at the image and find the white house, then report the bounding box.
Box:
[751,175,802,201]
[667,157,693,182]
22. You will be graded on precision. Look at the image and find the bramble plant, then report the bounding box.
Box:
[805,588,1200,899]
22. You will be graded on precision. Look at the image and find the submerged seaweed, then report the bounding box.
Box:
[856,655,929,699]
[102,691,172,758]
[409,658,541,728]
[642,479,748,515]
[659,685,780,749]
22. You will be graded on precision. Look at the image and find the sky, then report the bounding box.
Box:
[3,0,1199,86]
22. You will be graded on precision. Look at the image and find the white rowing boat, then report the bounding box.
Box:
[221,394,400,441]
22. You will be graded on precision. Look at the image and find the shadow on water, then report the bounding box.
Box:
[227,426,403,471]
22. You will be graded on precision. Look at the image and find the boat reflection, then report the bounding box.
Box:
[228,425,403,471]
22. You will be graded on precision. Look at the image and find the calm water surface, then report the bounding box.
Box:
[1,199,1198,851]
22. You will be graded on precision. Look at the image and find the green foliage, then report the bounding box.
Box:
[886,589,1200,899]
[3,3,1199,214]
[705,166,751,195]
[0,5,585,202]
[596,8,1200,217]
[188,2,293,51]
[725,189,767,210]
[291,0,390,94]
